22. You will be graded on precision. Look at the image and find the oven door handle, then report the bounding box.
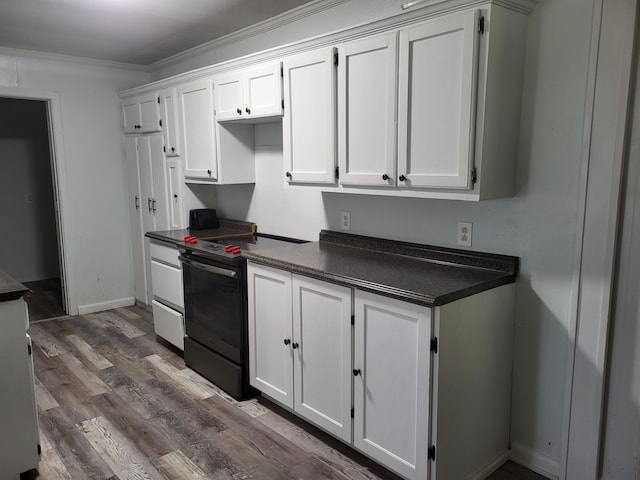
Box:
[179,256,237,278]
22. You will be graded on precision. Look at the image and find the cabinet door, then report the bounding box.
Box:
[283,48,337,184]
[138,92,161,133]
[136,136,155,234]
[398,10,479,189]
[243,62,283,118]
[122,99,141,134]
[292,275,352,442]
[354,290,431,480]
[213,72,244,121]
[178,79,218,180]
[166,159,185,229]
[159,87,182,157]
[247,263,294,408]
[338,34,397,186]
[124,136,148,304]
[149,134,169,231]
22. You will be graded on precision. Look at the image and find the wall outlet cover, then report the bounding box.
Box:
[341,211,351,231]
[457,222,472,247]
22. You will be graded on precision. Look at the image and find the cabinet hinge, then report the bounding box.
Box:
[471,166,478,184]
[27,343,32,356]
[428,445,436,461]
[157,96,160,104]
[351,407,354,419]
[335,165,339,179]
[430,337,438,354]
[334,51,339,67]
[351,314,355,326]
[478,16,485,34]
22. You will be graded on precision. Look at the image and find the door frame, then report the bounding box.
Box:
[0,87,76,315]
[561,0,638,478]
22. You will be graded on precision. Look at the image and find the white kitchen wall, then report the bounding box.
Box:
[183,1,594,476]
[0,98,59,282]
[0,52,149,314]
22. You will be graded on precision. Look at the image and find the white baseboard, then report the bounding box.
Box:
[511,442,559,480]
[77,297,135,315]
[470,450,511,480]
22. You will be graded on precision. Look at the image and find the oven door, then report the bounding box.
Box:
[179,253,244,364]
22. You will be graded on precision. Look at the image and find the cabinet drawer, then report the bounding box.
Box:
[151,260,184,308]
[150,241,181,267]
[151,300,185,351]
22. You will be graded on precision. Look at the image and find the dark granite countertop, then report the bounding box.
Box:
[0,270,30,303]
[243,230,519,307]
[145,219,256,251]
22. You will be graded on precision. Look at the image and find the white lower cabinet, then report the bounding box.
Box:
[149,240,185,350]
[248,261,515,480]
[354,290,431,480]
[247,263,352,442]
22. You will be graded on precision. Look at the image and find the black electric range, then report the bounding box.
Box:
[179,233,306,399]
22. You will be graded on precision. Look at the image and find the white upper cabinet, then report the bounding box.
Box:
[159,87,182,157]
[214,62,283,122]
[283,48,337,185]
[338,34,398,187]
[122,92,161,134]
[398,10,478,189]
[177,78,218,181]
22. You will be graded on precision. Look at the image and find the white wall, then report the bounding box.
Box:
[0,52,149,313]
[188,1,595,476]
[0,98,59,282]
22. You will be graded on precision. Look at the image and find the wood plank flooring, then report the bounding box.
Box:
[29,306,547,480]
[23,277,66,322]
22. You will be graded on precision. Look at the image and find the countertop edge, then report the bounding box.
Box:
[244,254,517,307]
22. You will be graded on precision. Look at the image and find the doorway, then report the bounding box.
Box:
[0,97,67,321]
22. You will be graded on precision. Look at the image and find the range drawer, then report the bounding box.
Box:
[151,259,184,308]
[151,300,185,351]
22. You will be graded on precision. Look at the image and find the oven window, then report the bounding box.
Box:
[182,260,243,363]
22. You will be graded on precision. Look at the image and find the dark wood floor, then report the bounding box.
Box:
[24,277,66,322]
[29,306,547,480]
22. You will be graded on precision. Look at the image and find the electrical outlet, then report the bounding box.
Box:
[457,222,472,247]
[26,194,33,204]
[340,211,351,231]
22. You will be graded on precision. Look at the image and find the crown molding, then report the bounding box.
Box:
[148,0,349,71]
[0,46,148,72]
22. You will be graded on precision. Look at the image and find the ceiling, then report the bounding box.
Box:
[0,0,316,66]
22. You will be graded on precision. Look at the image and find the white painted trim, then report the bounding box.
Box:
[0,86,78,316]
[124,0,535,96]
[468,451,510,480]
[511,442,560,480]
[561,0,638,479]
[0,46,148,71]
[78,297,135,315]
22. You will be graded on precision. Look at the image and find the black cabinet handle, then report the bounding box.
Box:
[292,342,299,349]
[245,107,251,114]
[135,195,140,210]
[399,174,406,182]
[353,369,361,376]
[236,108,242,115]
[283,339,291,346]
[285,171,292,180]
[147,198,152,212]
[152,199,156,213]
[207,169,212,176]
[173,194,178,199]
[171,147,175,152]
[382,173,389,181]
